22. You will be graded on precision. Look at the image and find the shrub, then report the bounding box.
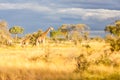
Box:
[75,54,89,72]
[95,53,112,66]
[105,35,120,51]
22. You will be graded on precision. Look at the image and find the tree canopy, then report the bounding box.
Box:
[58,24,89,40]
[105,20,120,51]
[104,20,120,37]
[9,26,24,34]
[9,26,24,40]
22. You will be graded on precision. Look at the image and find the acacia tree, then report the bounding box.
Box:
[58,24,89,40]
[9,26,24,40]
[104,20,120,51]
[105,20,120,37]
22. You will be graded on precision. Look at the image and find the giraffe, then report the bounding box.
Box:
[21,36,31,47]
[36,27,54,46]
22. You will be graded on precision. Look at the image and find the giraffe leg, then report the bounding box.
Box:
[36,39,39,46]
[43,39,45,44]
[22,42,26,48]
[36,37,42,46]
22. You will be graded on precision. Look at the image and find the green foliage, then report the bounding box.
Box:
[9,26,24,40]
[105,20,120,37]
[109,38,120,51]
[26,29,43,45]
[50,30,61,39]
[9,26,24,34]
[105,34,120,51]
[105,20,120,51]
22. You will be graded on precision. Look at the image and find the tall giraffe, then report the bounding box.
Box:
[36,27,54,46]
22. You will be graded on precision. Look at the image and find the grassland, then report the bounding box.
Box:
[0,40,120,80]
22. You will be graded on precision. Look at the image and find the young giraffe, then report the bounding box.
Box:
[36,27,54,46]
[21,36,31,47]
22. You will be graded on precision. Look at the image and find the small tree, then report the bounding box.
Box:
[9,26,24,40]
[105,20,120,51]
[104,20,120,37]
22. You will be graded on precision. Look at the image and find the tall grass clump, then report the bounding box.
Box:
[74,54,89,73]
[105,35,120,51]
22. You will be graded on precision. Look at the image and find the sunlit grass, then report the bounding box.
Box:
[0,40,120,80]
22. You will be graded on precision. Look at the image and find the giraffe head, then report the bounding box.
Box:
[49,27,54,31]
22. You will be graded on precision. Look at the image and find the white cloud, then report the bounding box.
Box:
[0,3,51,12]
[57,8,120,20]
[0,3,120,21]
[83,9,120,20]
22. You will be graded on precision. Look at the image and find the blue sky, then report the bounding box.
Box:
[0,0,120,34]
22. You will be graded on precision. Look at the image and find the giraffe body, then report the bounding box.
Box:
[21,37,31,47]
[36,27,53,46]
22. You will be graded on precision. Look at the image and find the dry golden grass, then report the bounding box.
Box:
[0,40,120,80]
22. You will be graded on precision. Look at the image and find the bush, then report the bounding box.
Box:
[105,35,120,51]
[95,53,112,66]
[75,54,89,72]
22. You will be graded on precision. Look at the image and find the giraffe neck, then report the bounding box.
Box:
[42,27,51,36]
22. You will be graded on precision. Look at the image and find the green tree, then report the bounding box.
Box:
[104,20,120,37]
[105,20,120,51]
[50,30,61,39]
[58,24,89,40]
[9,26,24,40]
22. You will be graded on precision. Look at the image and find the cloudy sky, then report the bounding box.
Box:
[0,0,120,34]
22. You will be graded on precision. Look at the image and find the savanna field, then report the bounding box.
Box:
[0,40,120,80]
[1,0,120,80]
[0,20,120,80]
